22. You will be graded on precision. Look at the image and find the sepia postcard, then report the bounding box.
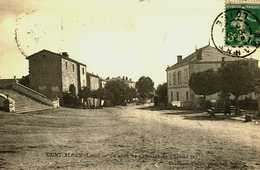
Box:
[0,0,260,169]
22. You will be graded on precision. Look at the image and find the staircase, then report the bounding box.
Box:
[0,89,51,113]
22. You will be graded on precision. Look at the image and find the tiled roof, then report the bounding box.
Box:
[87,72,100,78]
[166,45,209,71]
[26,49,86,66]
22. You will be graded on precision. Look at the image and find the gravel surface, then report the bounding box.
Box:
[0,105,259,169]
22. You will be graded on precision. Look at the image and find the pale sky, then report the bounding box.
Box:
[0,0,259,85]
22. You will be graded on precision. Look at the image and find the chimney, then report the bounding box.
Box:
[177,55,182,63]
[61,52,69,58]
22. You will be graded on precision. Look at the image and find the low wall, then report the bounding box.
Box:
[0,93,15,112]
[0,79,59,108]
[12,83,59,108]
[0,79,16,88]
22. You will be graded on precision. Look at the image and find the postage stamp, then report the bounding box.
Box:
[226,0,260,47]
[211,0,260,58]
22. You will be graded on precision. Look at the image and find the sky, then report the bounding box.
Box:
[0,0,259,86]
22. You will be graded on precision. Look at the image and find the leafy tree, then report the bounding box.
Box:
[94,88,105,100]
[125,87,137,102]
[189,69,220,109]
[79,87,91,100]
[189,69,220,99]
[104,79,129,106]
[219,61,256,113]
[254,69,260,116]
[135,76,154,100]
[156,83,168,106]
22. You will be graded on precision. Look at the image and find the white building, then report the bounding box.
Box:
[166,45,258,107]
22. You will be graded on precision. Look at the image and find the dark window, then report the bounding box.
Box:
[186,91,189,101]
[171,91,173,101]
[82,68,85,75]
[65,62,68,69]
[177,71,181,84]
[176,92,179,101]
[69,84,76,96]
[72,64,75,72]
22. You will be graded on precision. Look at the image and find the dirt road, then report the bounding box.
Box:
[0,105,260,169]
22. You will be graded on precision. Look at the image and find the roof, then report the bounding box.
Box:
[26,49,86,66]
[87,72,100,78]
[166,45,209,71]
[165,45,254,71]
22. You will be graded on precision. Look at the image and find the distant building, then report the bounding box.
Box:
[109,76,136,88]
[86,72,101,91]
[166,45,258,106]
[99,78,106,89]
[26,50,87,99]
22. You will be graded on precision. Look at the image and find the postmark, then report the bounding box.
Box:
[211,1,260,58]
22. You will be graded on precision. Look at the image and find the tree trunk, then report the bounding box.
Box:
[235,96,240,115]
[202,95,207,110]
[257,95,260,116]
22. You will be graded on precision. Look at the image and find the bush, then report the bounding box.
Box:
[61,92,81,108]
[238,98,257,110]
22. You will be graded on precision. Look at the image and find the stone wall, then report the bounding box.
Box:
[0,79,16,88]
[28,52,62,98]
[61,58,79,95]
[78,64,87,90]
[13,83,56,107]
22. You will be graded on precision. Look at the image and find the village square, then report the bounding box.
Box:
[0,0,260,169]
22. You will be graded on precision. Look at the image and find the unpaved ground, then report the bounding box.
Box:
[0,105,260,170]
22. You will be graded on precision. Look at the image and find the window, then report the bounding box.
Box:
[176,92,179,101]
[168,72,172,86]
[177,71,181,84]
[173,72,176,85]
[171,91,173,101]
[186,91,189,101]
[184,69,188,83]
[72,64,75,72]
[82,68,85,75]
[65,62,68,69]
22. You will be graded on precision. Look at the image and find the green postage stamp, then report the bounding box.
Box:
[225,0,260,47]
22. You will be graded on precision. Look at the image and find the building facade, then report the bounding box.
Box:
[27,50,87,99]
[109,76,136,88]
[86,72,100,91]
[166,45,258,106]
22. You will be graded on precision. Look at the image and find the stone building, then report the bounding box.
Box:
[166,45,258,106]
[99,78,106,89]
[109,76,136,88]
[86,72,100,91]
[26,50,87,99]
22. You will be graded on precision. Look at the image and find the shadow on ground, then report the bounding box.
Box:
[182,113,246,122]
[138,106,247,122]
[138,106,201,115]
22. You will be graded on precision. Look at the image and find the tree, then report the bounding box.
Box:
[94,88,105,100]
[135,76,154,100]
[104,79,129,106]
[79,87,91,100]
[219,61,256,113]
[189,69,220,99]
[254,69,260,116]
[125,87,137,102]
[156,83,168,106]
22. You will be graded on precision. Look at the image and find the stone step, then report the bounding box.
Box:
[0,89,52,113]
[15,103,46,107]
[15,105,51,110]
[16,107,51,114]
